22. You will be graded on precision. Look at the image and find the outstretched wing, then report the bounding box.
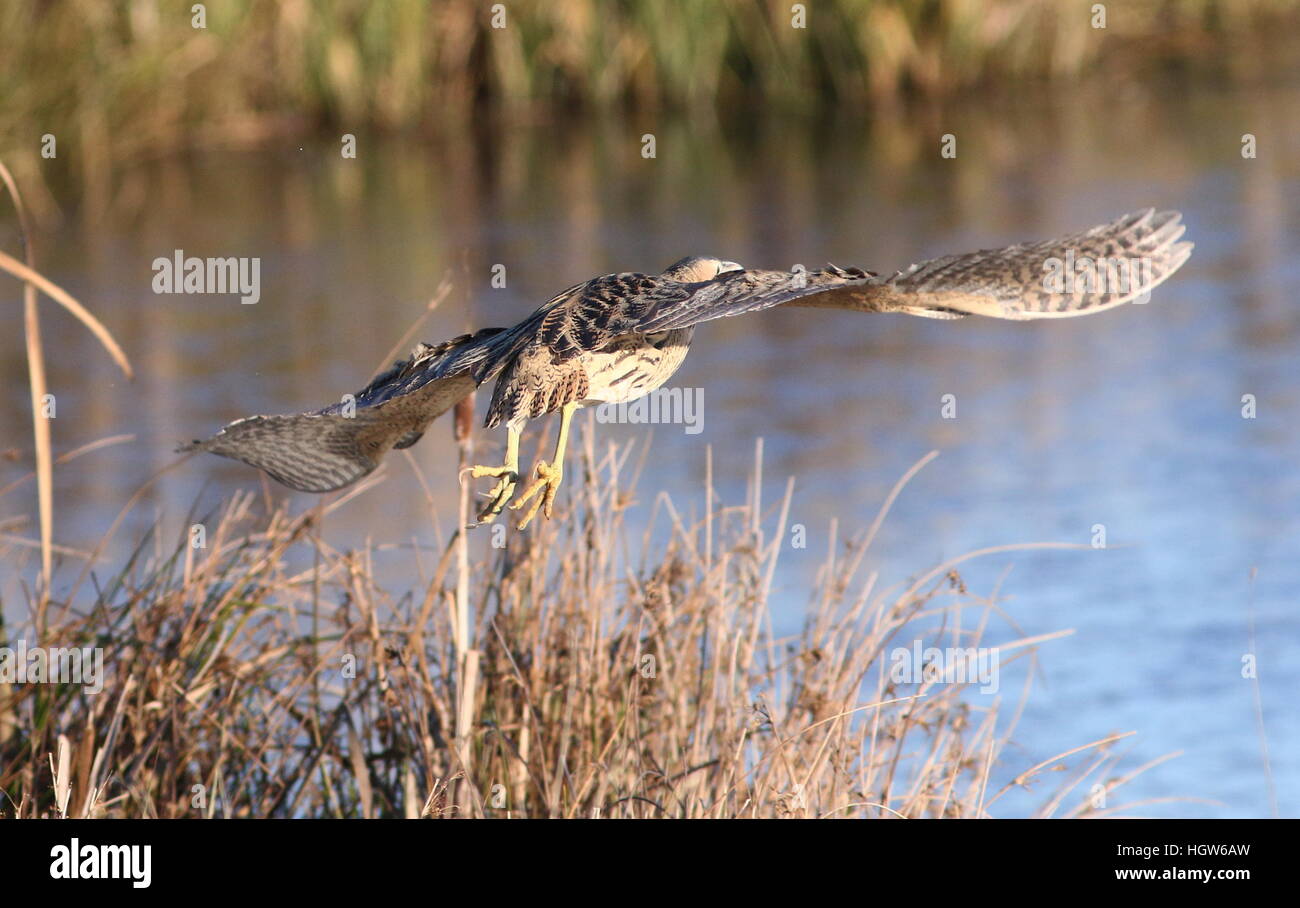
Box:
[179,328,508,492]
[636,209,1192,331]
[177,409,397,492]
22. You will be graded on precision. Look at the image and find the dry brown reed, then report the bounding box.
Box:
[0,425,1166,818]
[0,162,133,623]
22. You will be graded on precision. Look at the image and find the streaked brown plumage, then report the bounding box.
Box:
[180,208,1193,526]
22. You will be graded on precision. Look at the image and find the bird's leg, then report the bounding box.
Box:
[512,402,578,530]
[467,425,520,522]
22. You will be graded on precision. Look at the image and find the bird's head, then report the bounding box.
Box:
[662,256,744,282]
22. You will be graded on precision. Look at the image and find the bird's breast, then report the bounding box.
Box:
[580,327,694,404]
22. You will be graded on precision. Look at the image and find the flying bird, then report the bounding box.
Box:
[180,209,1192,528]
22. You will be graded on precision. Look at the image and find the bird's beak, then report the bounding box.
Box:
[719,261,743,274]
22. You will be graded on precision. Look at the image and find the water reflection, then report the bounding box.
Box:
[3,78,1298,817]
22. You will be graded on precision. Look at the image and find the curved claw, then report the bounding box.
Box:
[512,460,562,530]
[468,463,519,522]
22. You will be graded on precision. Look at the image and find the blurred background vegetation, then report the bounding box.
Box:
[2,0,1298,206]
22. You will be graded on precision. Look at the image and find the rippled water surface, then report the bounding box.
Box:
[4,79,1298,817]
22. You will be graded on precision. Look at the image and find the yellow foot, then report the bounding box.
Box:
[511,460,563,530]
[468,463,519,523]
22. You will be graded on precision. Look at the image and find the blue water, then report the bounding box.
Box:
[3,81,1297,817]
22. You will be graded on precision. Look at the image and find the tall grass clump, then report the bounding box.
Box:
[0,434,1164,819]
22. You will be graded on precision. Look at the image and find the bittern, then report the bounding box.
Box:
[181,209,1192,529]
